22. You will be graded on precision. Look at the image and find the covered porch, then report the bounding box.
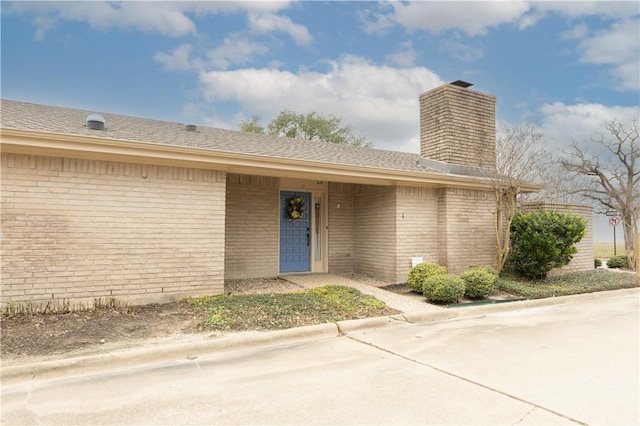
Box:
[224,172,496,284]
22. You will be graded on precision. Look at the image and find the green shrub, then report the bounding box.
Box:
[422,274,466,304]
[594,258,602,268]
[607,256,628,269]
[460,267,497,299]
[507,210,586,280]
[407,262,447,293]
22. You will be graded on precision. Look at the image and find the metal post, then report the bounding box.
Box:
[613,226,617,256]
[633,232,640,276]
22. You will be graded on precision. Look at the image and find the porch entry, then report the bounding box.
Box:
[280,191,311,273]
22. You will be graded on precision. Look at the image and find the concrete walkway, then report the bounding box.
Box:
[280,273,442,314]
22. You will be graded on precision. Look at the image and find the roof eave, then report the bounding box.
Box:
[1,127,495,189]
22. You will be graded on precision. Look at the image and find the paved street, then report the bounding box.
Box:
[2,290,638,425]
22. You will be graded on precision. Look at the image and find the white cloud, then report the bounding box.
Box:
[186,1,293,15]
[364,1,531,36]
[576,18,640,91]
[438,33,484,62]
[198,55,444,152]
[386,40,418,67]
[517,11,543,30]
[247,11,312,46]
[155,44,204,72]
[9,2,198,38]
[360,1,396,35]
[155,34,272,72]
[532,1,639,20]
[7,1,308,42]
[33,16,57,41]
[561,23,589,40]
[538,101,640,155]
[206,34,269,70]
[361,1,638,92]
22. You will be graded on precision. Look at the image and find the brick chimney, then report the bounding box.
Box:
[419,81,496,170]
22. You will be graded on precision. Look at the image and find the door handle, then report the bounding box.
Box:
[306,227,310,246]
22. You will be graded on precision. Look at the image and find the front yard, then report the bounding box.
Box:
[1,269,637,361]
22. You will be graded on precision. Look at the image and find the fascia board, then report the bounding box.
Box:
[1,128,499,190]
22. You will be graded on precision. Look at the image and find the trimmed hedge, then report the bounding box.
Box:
[422,274,466,304]
[607,256,628,269]
[460,267,497,299]
[594,258,602,268]
[407,262,447,293]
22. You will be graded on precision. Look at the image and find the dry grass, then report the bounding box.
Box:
[594,242,627,259]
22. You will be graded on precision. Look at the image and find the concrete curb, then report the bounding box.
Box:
[1,322,339,384]
[3,287,638,385]
[403,287,640,323]
[336,315,405,334]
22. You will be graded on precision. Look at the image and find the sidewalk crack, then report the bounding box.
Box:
[346,335,587,426]
[512,406,535,425]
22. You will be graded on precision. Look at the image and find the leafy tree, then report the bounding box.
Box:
[559,119,638,270]
[507,210,587,280]
[239,110,372,147]
[238,115,265,134]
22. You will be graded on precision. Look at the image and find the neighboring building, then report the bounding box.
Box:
[1,81,537,307]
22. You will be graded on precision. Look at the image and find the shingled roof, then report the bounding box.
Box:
[2,99,444,171]
[0,98,508,191]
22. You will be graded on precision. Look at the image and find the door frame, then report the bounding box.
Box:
[279,190,311,273]
[279,178,328,274]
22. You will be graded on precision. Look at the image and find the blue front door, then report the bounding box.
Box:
[280,191,311,273]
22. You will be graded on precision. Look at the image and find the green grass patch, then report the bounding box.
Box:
[496,269,639,299]
[186,285,397,331]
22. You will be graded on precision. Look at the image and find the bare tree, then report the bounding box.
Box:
[561,119,639,270]
[519,161,591,204]
[492,123,546,273]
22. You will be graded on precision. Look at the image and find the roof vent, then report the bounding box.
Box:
[86,114,105,131]
[186,124,198,132]
[450,80,473,88]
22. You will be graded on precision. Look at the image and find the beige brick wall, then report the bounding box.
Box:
[224,174,280,279]
[420,84,496,169]
[1,153,226,307]
[353,185,396,280]
[328,184,494,282]
[520,202,594,275]
[437,188,496,273]
[394,186,439,282]
[328,182,355,274]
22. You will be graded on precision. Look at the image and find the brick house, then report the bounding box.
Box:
[1,81,539,307]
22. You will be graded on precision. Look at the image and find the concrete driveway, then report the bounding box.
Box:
[2,289,638,425]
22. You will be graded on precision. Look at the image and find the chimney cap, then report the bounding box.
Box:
[450,80,473,88]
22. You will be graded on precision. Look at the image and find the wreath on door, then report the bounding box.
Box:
[287,197,306,222]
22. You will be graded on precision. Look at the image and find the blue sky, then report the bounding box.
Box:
[2,1,639,242]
